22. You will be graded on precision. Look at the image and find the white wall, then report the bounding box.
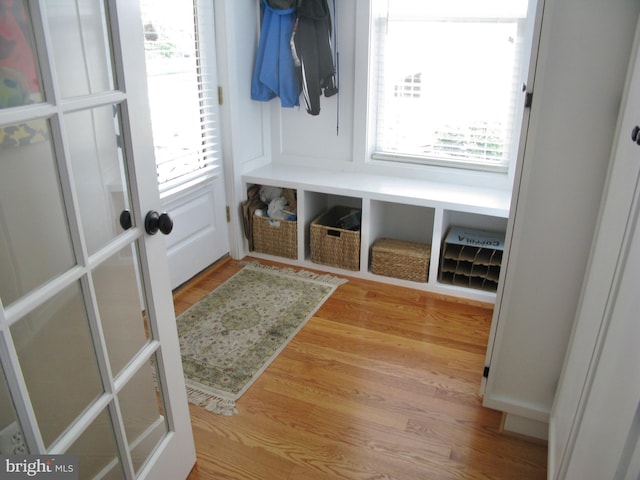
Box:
[276,1,356,169]
[549,21,640,474]
[484,0,640,425]
[215,0,272,257]
[216,0,270,175]
[213,0,264,258]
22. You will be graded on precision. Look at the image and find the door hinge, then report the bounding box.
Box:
[218,86,223,105]
[483,366,490,378]
[226,205,230,223]
[524,91,534,108]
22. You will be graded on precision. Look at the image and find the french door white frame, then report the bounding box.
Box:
[0,1,195,478]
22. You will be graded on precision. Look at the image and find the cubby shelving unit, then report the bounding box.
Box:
[242,164,511,303]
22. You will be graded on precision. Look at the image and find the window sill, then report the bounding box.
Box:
[371,152,509,174]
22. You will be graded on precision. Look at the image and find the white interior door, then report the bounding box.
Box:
[548,15,640,480]
[0,1,195,478]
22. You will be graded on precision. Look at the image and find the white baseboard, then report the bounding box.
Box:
[500,412,549,443]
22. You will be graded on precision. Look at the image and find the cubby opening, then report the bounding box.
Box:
[369,201,434,246]
[368,201,435,282]
[303,192,362,265]
[438,211,507,292]
[243,183,299,260]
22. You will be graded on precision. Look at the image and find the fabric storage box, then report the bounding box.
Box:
[371,238,431,282]
[310,206,361,271]
[252,214,298,259]
[438,226,504,292]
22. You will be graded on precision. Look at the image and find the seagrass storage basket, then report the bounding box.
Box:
[371,238,431,282]
[310,206,361,271]
[252,214,298,259]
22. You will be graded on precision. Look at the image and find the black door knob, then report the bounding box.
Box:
[145,211,174,235]
[119,210,132,230]
[632,125,640,143]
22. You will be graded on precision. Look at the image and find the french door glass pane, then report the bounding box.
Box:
[0,0,44,109]
[10,282,103,448]
[45,0,115,98]
[118,355,167,474]
[0,366,28,454]
[93,244,149,378]
[0,119,75,307]
[65,104,131,256]
[67,407,124,480]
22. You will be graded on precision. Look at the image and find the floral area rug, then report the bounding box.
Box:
[177,262,347,415]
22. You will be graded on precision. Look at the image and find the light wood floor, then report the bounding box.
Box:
[175,257,547,480]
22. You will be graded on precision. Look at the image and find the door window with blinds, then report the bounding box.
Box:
[140,0,220,197]
[370,1,532,173]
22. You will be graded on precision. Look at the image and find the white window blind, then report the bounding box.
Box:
[371,1,530,172]
[140,0,221,197]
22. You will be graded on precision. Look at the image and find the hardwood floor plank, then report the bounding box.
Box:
[180,257,547,480]
[283,324,486,396]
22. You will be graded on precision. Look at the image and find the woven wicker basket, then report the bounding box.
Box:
[310,206,361,271]
[371,238,431,282]
[252,215,297,259]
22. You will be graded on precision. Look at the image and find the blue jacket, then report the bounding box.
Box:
[251,1,300,108]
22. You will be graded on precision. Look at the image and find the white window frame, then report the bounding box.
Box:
[352,1,539,189]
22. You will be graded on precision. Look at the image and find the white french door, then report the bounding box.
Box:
[0,1,195,479]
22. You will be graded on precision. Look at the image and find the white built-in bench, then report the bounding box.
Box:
[242,163,512,302]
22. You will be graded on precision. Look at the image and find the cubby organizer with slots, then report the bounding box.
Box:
[439,227,505,292]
